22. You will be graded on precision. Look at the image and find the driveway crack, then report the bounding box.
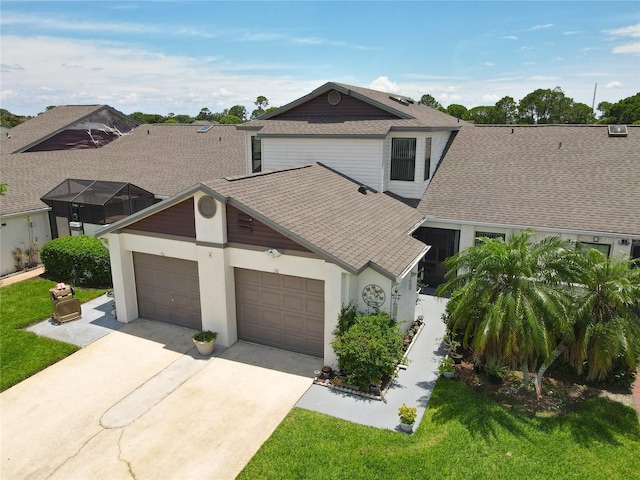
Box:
[116,428,137,479]
[45,430,103,480]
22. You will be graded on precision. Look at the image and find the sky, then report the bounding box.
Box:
[1,1,639,117]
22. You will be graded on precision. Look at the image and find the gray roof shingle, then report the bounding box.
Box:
[0,123,246,215]
[207,163,428,278]
[418,124,640,236]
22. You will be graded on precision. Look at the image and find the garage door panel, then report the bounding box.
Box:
[235,268,324,357]
[306,297,324,315]
[134,253,201,330]
[282,276,304,291]
[260,272,281,287]
[306,279,324,294]
[283,294,304,312]
[238,285,261,304]
[261,290,282,308]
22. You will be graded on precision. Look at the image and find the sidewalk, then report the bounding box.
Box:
[296,294,448,431]
[0,266,45,287]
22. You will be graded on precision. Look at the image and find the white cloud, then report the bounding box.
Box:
[530,75,558,81]
[603,23,640,38]
[484,62,495,67]
[527,24,554,31]
[482,94,500,102]
[563,31,583,35]
[369,76,399,93]
[612,42,640,55]
[582,47,599,52]
[1,90,14,100]
[502,35,518,40]
[605,81,623,88]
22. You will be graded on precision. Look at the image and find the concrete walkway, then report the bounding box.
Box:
[296,294,449,431]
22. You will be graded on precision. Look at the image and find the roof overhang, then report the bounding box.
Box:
[420,216,640,240]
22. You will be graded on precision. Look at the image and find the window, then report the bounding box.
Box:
[577,242,611,257]
[474,231,506,246]
[251,136,262,173]
[424,137,432,180]
[390,138,416,181]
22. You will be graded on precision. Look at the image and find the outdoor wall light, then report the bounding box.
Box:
[264,248,282,258]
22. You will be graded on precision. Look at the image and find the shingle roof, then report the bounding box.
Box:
[0,105,129,154]
[241,82,464,136]
[418,124,640,236]
[206,163,428,278]
[0,123,246,215]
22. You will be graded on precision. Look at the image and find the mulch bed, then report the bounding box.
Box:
[453,357,634,416]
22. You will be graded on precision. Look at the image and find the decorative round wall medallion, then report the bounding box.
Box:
[327,90,342,106]
[362,284,386,308]
[197,195,217,218]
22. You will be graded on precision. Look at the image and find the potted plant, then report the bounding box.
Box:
[398,403,417,433]
[444,330,463,364]
[438,357,456,379]
[193,330,217,355]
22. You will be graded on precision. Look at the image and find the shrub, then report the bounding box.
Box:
[193,330,217,342]
[398,403,417,424]
[335,300,359,336]
[331,311,404,390]
[40,235,111,287]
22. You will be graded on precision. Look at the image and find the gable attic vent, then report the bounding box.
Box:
[608,125,627,137]
[327,90,342,106]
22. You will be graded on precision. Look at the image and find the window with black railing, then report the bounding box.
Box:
[390,138,416,181]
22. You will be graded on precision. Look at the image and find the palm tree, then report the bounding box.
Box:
[568,248,640,381]
[437,230,575,393]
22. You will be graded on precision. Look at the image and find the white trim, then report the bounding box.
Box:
[1,207,51,219]
[423,217,640,240]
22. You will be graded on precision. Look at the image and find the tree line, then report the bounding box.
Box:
[420,89,640,125]
[128,96,278,125]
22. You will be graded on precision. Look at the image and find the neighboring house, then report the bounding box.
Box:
[238,82,464,205]
[97,164,428,365]
[0,108,245,276]
[416,124,640,286]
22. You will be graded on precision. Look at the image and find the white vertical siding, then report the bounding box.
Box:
[263,138,385,191]
[385,130,453,199]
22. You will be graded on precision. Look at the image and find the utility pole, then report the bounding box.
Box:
[591,83,598,111]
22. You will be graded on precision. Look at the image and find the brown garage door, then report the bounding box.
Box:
[235,269,324,357]
[133,252,202,330]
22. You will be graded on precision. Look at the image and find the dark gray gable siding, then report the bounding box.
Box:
[125,199,196,238]
[272,91,398,119]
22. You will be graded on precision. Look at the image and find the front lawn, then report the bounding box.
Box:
[238,380,640,480]
[0,277,107,391]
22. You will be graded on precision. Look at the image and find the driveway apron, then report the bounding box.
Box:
[1,320,312,480]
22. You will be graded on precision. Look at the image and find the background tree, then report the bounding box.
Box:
[0,109,24,127]
[227,105,247,122]
[599,93,640,124]
[494,96,517,124]
[196,107,213,121]
[128,112,166,124]
[463,105,497,124]
[419,94,444,111]
[517,87,595,124]
[0,183,6,195]
[446,104,467,119]
[218,114,243,124]
[251,96,270,119]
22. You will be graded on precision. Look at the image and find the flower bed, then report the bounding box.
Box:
[314,316,424,400]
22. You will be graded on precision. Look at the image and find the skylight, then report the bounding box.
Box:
[608,125,627,137]
[198,125,213,133]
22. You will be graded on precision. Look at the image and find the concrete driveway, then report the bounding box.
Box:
[1,320,316,480]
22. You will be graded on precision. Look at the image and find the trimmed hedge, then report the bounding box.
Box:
[40,235,112,287]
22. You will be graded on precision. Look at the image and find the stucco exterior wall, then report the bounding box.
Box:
[0,210,51,276]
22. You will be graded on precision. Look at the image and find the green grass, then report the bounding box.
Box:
[0,277,107,391]
[238,380,640,480]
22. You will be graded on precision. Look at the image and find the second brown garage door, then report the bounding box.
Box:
[133,252,202,330]
[235,269,324,357]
